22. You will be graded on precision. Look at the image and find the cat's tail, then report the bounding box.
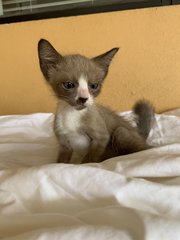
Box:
[133,99,155,139]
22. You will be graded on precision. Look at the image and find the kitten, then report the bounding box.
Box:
[38,39,154,164]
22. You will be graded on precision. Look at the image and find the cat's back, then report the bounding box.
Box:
[96,103,133,133]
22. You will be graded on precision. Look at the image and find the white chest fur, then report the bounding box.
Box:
[55,101,90,163]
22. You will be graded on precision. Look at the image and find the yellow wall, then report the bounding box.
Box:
[0,5,180,114]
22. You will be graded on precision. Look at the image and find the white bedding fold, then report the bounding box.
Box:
[1,111,180,239]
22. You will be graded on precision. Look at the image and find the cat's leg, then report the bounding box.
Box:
[57,145,72,163]
[56,135,73,163]
[82,134,110,163]
[112,126,151,155]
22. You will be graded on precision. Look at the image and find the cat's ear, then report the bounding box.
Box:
[92,48,119,76]
[38,39,63,80]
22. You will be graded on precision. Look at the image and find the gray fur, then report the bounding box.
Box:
[38,39,154,164]
[133,100,154,139]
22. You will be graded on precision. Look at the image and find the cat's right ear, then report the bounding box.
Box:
[92,48,119,77]
[38,39,63,81]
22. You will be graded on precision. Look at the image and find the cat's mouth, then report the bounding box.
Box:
[62,97,93,110]
[74,98,90,110]
[75,103,87,110]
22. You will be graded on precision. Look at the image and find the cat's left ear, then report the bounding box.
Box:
[92,48,119,76]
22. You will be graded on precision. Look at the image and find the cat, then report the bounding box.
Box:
[38,39,154,164]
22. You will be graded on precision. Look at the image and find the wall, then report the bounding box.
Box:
[0,5,180,114]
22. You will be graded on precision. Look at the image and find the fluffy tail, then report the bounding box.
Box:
[133,99,155,139]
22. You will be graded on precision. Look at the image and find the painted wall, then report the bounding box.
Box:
[0,5,180,114]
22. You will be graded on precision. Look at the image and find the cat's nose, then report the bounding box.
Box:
[78,97,88,104]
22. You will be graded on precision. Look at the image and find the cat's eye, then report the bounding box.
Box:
[62,82,75,89]
[90,83,99,90]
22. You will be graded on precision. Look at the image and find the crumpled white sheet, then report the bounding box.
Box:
[1,110,180,240]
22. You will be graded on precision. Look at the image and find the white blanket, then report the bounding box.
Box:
[1,110,180,239]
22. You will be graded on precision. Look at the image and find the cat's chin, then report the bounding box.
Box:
[75,105,87,111]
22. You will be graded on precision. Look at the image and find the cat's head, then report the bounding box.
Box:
[38,39,119,110]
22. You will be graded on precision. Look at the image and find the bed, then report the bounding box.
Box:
[1,109,180,240]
